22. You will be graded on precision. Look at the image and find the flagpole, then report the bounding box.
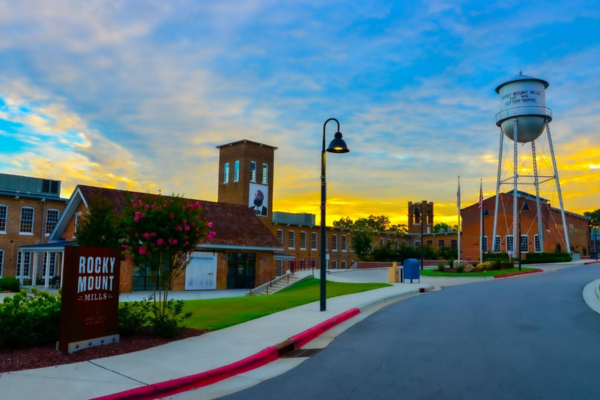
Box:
[457,176,461,266]
[479,179,483,264]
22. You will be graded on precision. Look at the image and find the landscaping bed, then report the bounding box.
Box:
[0,328,204,374]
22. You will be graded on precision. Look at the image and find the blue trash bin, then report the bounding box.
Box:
[403,258,420,283]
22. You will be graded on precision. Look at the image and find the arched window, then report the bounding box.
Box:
[234,160,240,182]
[224,163,230,184]
[250,161,257,182]
[262,163,268,184]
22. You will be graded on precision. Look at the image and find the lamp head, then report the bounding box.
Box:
[326,131,350,153]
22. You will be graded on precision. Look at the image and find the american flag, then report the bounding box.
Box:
[478,181,483,210]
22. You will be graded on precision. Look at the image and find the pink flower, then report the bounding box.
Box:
[177,225,183,231]
[207,222,213,228]
[139,247,147,255]
[121,244,129,249]
[169,212,175,219]
[125,254,131,260]
[157,238,164,245]
[172,239,177,245]
[151,232,156,237]
[143,233,150,239]
[194,202,201,209]
[134,216,140,222]
[184,241,189,246]
[145,205,149,210]
[184,225,190,231]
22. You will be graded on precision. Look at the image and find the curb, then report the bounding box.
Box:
[582,279,600,316]
[493,269,543,279]
[91,286,427,400]
[585,260,600,265]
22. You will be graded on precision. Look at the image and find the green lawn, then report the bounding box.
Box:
[183,278,391,331]
[420,267,538,278]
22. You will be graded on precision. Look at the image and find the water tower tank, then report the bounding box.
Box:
[495,73,552,143]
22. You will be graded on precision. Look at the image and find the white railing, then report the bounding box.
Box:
[495,106,552,125]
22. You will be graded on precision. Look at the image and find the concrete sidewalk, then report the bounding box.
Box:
[0,282,430,400]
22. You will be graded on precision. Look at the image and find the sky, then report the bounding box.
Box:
[0,0,598,226]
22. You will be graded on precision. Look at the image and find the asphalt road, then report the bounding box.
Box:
[222,265,600,400]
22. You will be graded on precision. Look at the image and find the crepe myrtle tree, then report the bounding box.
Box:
[121,193,215,319]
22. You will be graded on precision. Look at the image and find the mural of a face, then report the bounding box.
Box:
[253,190,264,207]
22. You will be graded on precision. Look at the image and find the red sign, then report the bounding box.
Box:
[465,255,472,261]
[58,246,121,353]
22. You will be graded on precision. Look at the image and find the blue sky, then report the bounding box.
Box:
[0,0,598,224]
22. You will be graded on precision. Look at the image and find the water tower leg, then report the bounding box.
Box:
[531,141,544,252]
[492,129,504,253]
[546,121,571,253]
[513,118,519,257]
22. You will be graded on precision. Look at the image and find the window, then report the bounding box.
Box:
[438,240,445,248]
[299,259,306,269]
[414,241,420,248]
[262,163,268,184]
[45,209,60,235]
[427,240,433,246]
[482,236,488,253]
[20,207,34,234]
[332,234,338,251]
[288,230,295,249]
[74,213,82,233]
[311,232,318,250]
[41,253,57,277]
[224,163,229,184]
[341,235,348,251]
[342,261,347,269]
[234,160,240,182]
[494,235,501,253]
[0,204,7,233]
[451,240,457,250]
[520,235,528,253]
[276,260,283,276]
[277,230,284,246]
[310,259,317,269]
[506,235,514,254]
[380,238,384,246]
[250,161,257,182]
[534,234,542,253]
[0,249,3,277]
[300,231,307,250]
[332,260,338,269]
[17,251,31,277]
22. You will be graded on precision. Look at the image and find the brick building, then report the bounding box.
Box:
[0,173,67,280]
[460,190,590,262]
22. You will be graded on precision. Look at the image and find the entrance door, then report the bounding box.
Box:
[227,253,256,289]
[185,252,217,290]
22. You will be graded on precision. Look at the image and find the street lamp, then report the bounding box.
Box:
[481,205,490,262]
[321,118,349,312]
[413,205,424,271]
[518,201,530,271]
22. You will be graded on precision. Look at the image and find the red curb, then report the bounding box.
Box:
[585,260,600,265]
[494,269,543,279]
[92,307,363,400]
[289,307,361,348]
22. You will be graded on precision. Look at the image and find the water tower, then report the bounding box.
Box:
[491,72,570,254]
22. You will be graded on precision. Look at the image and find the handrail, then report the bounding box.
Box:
[495,106,552,125]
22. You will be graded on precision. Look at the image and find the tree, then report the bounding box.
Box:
[433,222,451,233]
[75,195,123,248]
[333,217,354,229]
[121,194,215,334]
[584,209,600,222]
[351,227,374,261]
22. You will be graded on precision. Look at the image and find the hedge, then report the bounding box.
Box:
[522,252,572,264]
[0,278,20,292]
[483,253,510,262]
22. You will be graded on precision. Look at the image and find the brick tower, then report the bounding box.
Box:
[408,201,434,234]
[216,140,277,217]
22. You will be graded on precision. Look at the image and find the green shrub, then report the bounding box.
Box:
[491,260,502,271]
[522,252,572,264]
[118,299,151,335]
[149,299,191,339]
[500,261,514,269]
[448,258,455,268]
[0,278,20,292]
[437,263,446,272]
[483,253,509,262]
[456,265,464,273]
[0,289,61,348]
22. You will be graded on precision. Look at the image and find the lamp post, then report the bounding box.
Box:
[591,219,599,261]
[320,118,349,312]
[481,205,490,261]
[413,205,424,271]
[518,201,530,271]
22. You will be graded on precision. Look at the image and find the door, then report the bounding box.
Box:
[185,252,217,290]
[227,253,256,289]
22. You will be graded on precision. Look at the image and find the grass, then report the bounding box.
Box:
[182,278,391,331]
[420,267,538,277]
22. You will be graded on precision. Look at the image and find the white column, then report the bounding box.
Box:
[531,141,544,251]
[493,129,504,253]
[19,251,24,286]
[60,251,65,288]
[32,252,38,287]
[44,252,50,289]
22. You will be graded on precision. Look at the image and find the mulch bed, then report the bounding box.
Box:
[0,328,205,374]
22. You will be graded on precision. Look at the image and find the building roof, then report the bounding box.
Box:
[0,189,68,202]
[495,73,549,93]
[215,139,278,150]
[59,185,283,250]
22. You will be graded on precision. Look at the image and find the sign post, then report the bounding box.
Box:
[58,246,121,354]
